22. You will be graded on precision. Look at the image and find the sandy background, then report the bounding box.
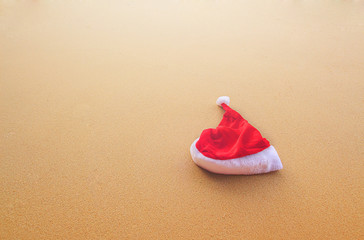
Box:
[1,1,363,239]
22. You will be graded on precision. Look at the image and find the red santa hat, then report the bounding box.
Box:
[190,96,283,175]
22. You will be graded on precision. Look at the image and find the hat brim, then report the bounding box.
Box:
[190,138,283,175]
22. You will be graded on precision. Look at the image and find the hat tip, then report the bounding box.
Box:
[216,96,230,107]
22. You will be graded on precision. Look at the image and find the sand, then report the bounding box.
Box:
[1,1,363,239]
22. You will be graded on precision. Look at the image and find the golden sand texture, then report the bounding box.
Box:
[1,1,363,239]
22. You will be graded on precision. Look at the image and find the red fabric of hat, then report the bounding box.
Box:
[196,103,271,160]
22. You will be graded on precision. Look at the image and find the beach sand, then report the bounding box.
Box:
[1,1,363,239]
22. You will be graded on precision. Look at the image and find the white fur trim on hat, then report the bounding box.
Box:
[190,138,283,175]
[216,96,230,107]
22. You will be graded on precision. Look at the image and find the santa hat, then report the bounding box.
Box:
[190,96,283,175]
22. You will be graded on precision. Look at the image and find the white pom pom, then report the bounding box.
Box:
[216,96,230,107]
